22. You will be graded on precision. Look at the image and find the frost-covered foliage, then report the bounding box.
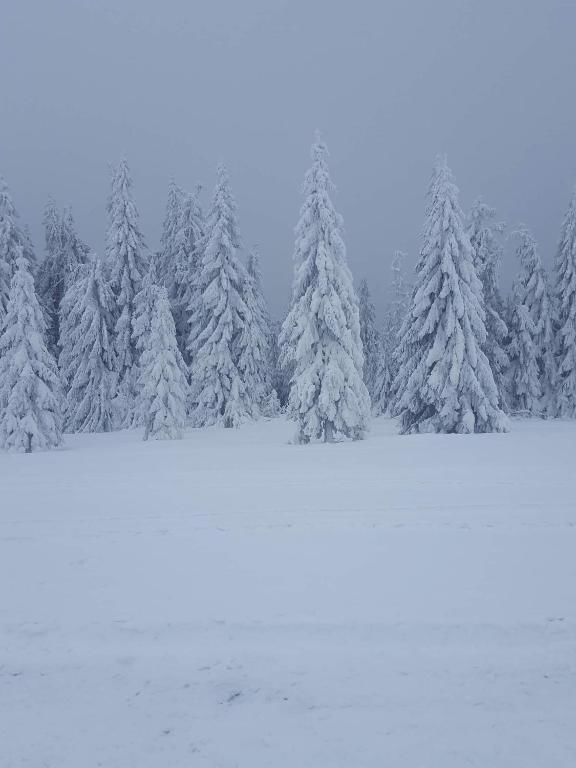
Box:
[507,228,555,416]
[358,278,388,415]
[0,255,63,452]
[280,137,370,443]
[59,256,116,433]
[158,180,184,293]
[106,159,148,423]
[243,247,279,416]
[554,188,576,417]
[393,158,508,434]
[133,257,160,356]
[0,178,36,323]
[269,317,291,408]
[173,188,204,359]
[132,255,161,424]
[187,164,256,427]
[384,250,411,411]
[467,199,510,410]
[37,202,91,357]
[138,286,189,440]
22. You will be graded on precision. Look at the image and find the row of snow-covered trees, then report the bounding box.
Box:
[1,139,576,450]
[0,159,281,450]
[358,159,576,432]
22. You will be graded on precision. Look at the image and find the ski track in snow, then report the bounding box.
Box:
[1,416,575,767]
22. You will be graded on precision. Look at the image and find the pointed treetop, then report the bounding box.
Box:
[512,226,539,269]
[0,176,18,220]
[247,245,262,283]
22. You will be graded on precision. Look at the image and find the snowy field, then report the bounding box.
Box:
[1,417,576,768]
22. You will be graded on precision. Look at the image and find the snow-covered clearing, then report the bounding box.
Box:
[1,417,575,767]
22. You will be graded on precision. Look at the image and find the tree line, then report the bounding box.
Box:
[0,137,575,451]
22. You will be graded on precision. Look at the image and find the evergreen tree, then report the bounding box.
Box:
[358,278,388,414]
[270,317,291,408]
[280,136,370,443]
[393,158,508,434]
[37,198,64,353]
[554,187,576,417]
[106,158,149,424]
[138,286,189,440]
[61,207,92,266]
[467,199,510,410]
[133,255,160,365]
[507,228,554,416]
[385,250,411,412]
[37,201,91,357]
[173,187,204,359]
[132,255,161,425]
[158,180,184,292]
[243,246,279,416]
[59,256,116,433]
[187,164,256,427]
[0,254,63,452]
[0,177,36,323]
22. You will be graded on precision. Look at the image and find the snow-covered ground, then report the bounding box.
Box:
[1,417,575,768]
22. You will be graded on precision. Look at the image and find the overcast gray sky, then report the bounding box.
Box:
[1,0,576,317]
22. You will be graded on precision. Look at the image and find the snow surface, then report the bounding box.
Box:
[1,417,575,767]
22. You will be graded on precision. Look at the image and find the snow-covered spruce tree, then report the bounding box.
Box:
[106,158,149,425]
[131,255,162,426]
[270,317,291,408]
[393,158,508,434]
[36,198,64,353]
[173,187,204,359]
[58,256,116,433]
[0,177,36,323]
[133,255,160,366]
[158,180,183,292]
[384,250,411,412]
[137,286,189,440]
[507,228,554,416]
[187,164,256,427]
[0,254,63,452]
[387,250,411,344]
[279,137,370,443]
[243,246,279,416]
[358,278,388,414]
[38,203,91,357]
[554,187,576,417]
[466,199,510,410]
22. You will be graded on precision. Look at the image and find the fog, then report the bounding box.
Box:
[2,0,576,317]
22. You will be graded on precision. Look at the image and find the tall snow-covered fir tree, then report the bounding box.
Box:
[0,177,36,323]
[38,203,91,357]
[137,286,189,440]
[242,246,279,416]
[173,187,204,359]
[554,187,576,418]
[507,228,554,416]
[384,250,411,412]
[358,278,388,415]
[0,254,63,452]
[133,255,160,366]
[466,199,510,410]
[270,317,291,408]
[132,254,161,425]
[158,180,183,293]
[187,164,256,427]
[59,256,116,433]
[106,158,149,424]
[393,158,508,434]
[279,136,370,443]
